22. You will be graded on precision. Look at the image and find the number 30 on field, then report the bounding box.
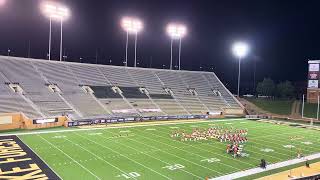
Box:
[117,172,140,179]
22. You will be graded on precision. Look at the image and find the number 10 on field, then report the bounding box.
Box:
[116,172,141,179]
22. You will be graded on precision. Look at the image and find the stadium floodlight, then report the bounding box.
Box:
[0,0,5,6]
[121,17,143,67]
[232,41,249,97]
[41,2,70,61]
[166,23,187,70]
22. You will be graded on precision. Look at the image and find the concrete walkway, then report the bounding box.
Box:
[211,153,320,180]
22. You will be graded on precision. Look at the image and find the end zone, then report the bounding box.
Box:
[0,135,60,179]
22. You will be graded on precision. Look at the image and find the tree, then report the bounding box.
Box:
[276,81,295,98]
[256,78,275,96]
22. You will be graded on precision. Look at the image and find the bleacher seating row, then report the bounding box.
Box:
[0,56,243,120]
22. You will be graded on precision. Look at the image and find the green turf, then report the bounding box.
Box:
[248,98,293,115]
[18,119,320,180]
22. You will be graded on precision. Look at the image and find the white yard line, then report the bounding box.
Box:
[16,136,64,180]
[133,127,247,171]
[148,125,257,167]
[73,132,173,180]
[0,118,244,136]
[194,123,291,159]
[100,131,203,179]
[38,134,102,180]
[211,152,320,180]
[62,136,140,180]
[176,123,284,162]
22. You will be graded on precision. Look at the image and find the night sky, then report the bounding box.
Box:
[0,0,319,94]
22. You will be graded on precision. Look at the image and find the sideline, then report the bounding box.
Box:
[211,153,320,180]
[0,118,244,136]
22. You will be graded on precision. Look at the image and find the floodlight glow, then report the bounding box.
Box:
[232,42,249,58]
[0,0,5,6]
[121,17,143,34]
[42,2,69,21]
[167,24,187,39]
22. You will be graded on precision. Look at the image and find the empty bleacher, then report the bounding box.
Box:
[0,56,243,120]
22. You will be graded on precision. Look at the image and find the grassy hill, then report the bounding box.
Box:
[246,98,293,115]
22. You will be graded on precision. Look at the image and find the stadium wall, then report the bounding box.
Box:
[223,108,245,116]
[0,112,68,131]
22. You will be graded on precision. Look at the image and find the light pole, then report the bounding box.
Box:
[121,17,143,67]
[166,24,187,70]
[42,2,69,61]
[232,42,249,97]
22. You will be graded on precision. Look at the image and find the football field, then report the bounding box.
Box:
[16,119,320,180]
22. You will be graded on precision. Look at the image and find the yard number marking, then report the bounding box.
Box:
[88,133,103,135]
[162,164,185,171]
[201,158,220,163]
[52,135,66,139]
[120,130,131,133]
[283,145,295,148]
[117,172,140,179]
[145,128,156,131]
[260,148,274,153]
[301,141,313,145]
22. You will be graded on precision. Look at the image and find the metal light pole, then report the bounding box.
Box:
[48,17,52,60]
[178,38,182,70]
[121,17,143,67]
[237,57,241,97]
[60,19,63,61]
[314,95,319,125]
[42,2,69,61]
[232,42,249,97]
[125,30,128,67]
[167,23,186,71]
[134,32,137,67]
[170,38,173,70]
[302,94,305,118]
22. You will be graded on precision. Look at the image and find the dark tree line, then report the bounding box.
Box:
[256,78,295,98]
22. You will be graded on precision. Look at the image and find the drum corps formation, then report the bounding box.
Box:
[171,126,249,158]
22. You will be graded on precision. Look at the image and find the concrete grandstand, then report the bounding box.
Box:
[0,55,243,120]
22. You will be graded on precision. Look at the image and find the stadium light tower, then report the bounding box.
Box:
[42,2,70,61]
[232,41,249,97]
[121,17,143,67]
[166,23,187,70]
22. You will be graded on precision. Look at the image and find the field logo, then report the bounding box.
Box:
[260,148,274,152]
[201,158,220,163]
[283,145,295,148]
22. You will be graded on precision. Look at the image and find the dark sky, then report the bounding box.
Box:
[0,0,319,94]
